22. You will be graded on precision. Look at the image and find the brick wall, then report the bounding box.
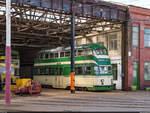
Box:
[129,6,150,89]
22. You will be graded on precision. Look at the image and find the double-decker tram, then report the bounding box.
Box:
[33,44,114,91]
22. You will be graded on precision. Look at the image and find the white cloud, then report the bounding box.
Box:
[104,0,150,9]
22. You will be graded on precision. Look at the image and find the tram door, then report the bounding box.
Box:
[132,62,139,88]
[55,67,63,88]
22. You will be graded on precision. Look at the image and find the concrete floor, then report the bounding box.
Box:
[0,89,150,112]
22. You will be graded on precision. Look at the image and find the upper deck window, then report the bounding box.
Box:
[77,49,93,56]
[65,51,70,57]
[50,53,54,58]
[40,54,43,59]
[95,48,107,55]
[45,53,49,59]
[55,53,58,58]
[78,49,84,56]
[84,49,93,55]
[60,52,65,57]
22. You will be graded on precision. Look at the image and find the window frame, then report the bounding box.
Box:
[144,62,150,81]
[144,28,150,47]
[109,33,118,51]
[132,26,139,47]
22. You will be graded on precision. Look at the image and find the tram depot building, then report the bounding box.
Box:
[75,5,150,90]
[1,0,150,91]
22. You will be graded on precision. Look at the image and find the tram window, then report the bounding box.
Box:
[108,66,112,73]
[65,51,70,57]
[35,68,39,75]
[36,68,40,75]
[60,52,65,57]
[50,53,54,58]
[75,50,77,56]
[85,49,93,55]
[55,53,58,58]
[75,67,83,75]
[103,49,107,55]
[56,68,62,75]
[78,50,84,56]
[95,48,103,55]
[45,54,49,59]
[45,68,49,75]
[40,54,43,59]
[38,55,40,60]
[85,66,91,75]
[40,68,45,75]
[94,65,99,75]
[100,66,107,74]
[95,48,107,55]
[49,67,54,75]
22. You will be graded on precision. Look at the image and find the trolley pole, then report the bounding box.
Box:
[70,2,75,94]
[5,0,11,105]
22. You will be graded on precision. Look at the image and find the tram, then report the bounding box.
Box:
[33,44,114,91]
[0,56,16,91]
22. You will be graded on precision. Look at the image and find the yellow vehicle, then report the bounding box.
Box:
[0,56,16,91]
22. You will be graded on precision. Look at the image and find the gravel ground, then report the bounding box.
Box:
[0,89,150,112]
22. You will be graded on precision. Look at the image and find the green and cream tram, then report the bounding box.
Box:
[33,44,114,91]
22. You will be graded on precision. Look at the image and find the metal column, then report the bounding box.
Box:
[5,0,11,105]
[70,4,75,94]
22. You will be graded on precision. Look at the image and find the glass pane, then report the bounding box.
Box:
[55,53,58,58]
[78,50,84,56]
[144,62,150,80]
[94,66,99,75]
[84,49,93,55]
[45,54,49,59]
[50,53,54,58]
[114,40,118,50]
[75,67,83,75]
[85,66,91,75]
[144,28,150,34]
[65,51,70,57]
[133,26,138,32]
[49,67,54,75]
[132,29,139,46]
[109,40,113,50]
[60,52,64,57]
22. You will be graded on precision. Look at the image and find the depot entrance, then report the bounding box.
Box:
[0,0,129,92]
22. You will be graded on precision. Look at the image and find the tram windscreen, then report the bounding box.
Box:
[99,66,112,74]
[0,66,14,75]
[95,48,107,55]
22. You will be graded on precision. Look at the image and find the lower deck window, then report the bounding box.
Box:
[75,65,91,75]
[94,65,99,75]
[56,68,62,75]
[49,67,54,75]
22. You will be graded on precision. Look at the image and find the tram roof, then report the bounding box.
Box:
[38,44,107,54]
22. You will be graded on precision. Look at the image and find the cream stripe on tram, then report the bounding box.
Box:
[34,60,97,66]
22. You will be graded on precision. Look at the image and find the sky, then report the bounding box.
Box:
[104,0,150,9]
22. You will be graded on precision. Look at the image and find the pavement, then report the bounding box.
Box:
[0,89,150,112]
